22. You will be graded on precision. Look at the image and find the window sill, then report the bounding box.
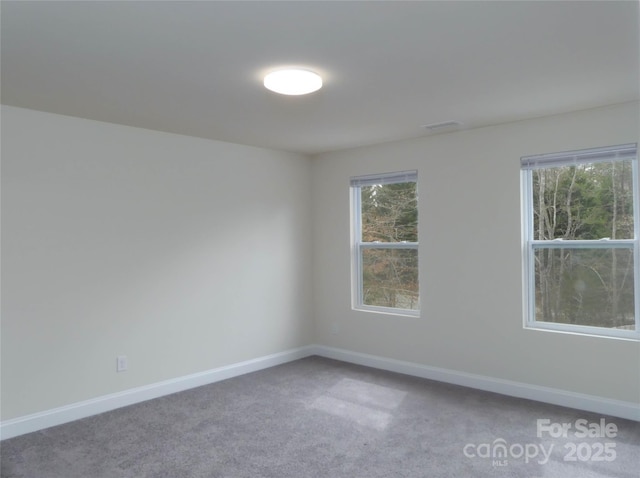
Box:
[353,305,420,318]
[524,322,640,341]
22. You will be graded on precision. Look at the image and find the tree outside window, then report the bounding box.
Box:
[351,171,419,315]
[522,144,639,338]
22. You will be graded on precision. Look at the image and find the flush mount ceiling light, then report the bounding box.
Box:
[263,69,323,95]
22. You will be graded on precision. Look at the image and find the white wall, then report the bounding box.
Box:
[312,102,640,403]
[1,106,313,420]
[2,101,639,425]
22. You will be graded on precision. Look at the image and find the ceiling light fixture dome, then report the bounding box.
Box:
[263,69,323,95]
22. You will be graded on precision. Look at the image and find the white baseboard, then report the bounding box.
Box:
[0,345,315,440]
[311,345,640,422]
[3,344,637,440]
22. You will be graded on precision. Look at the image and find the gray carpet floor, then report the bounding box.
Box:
[1,356,639,478]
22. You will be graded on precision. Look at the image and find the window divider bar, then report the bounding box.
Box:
[359,242,419,250]
[530,240,635,249]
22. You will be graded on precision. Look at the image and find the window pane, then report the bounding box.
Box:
[362,248,419,310]
[534,247,635,329]
[532,160,634,240]
[361,182,417,242]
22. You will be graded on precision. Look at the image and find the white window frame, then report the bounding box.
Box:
[350,170,419,317]
[521,143,640,340]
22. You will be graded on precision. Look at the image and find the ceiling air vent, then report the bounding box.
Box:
[421,121,463,132]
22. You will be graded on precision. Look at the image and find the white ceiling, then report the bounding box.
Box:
[2,1,638,155]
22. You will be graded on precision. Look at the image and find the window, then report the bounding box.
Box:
[351,171,419,315]
[521,144,639,339]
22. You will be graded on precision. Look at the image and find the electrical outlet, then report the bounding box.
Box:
[116,355,128,372]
